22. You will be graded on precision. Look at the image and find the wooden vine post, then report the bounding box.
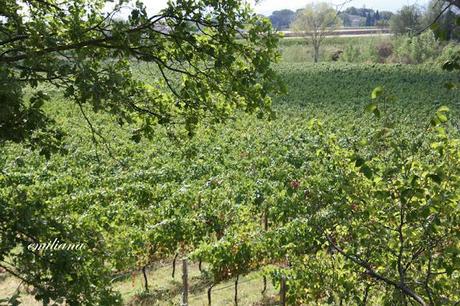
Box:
[181,258,189,306]
[280,275,287,306]
[262,208,269,295]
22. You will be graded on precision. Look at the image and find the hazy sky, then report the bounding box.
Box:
[142,0,429,15]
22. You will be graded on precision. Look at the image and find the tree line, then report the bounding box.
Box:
[268,1,459,39]
[268,7,394,31]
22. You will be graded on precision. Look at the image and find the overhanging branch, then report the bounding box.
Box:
[325,234,427,306]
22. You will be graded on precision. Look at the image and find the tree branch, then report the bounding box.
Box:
[0,14,165,63]
[416,2,453,35]
[325,234,427,306]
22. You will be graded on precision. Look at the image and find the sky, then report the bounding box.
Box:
[142,0,429,16]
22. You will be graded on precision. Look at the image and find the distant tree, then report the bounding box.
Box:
[380,11,395,22]
[344,6,368,17]
[293,3,341,63]
[269,9,296,30]
[390,5,424,35]
[365,12,375,26]
[346,6,359,16]
[343,7,389,27]
[341,13,352,27]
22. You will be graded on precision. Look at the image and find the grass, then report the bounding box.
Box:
[279,35,391,63]
[0,261,278,305]
[0,274,42,305]
[115,260,278,305]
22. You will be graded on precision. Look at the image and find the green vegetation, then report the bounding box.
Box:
[277,0,459,64]
[1,61,459,305]
[0,0,283,303]
[280,31,459,65]
[2,0,460,304]
[0,0,282,150]
[279,36,383,63]
[1,262,278,305]
[390,4,424,35]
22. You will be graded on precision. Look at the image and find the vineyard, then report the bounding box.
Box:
[1,62,460,305]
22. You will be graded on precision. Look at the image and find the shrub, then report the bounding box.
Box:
[376,41,394,61]
[437,42,460,65]
[393,30,441,64]
[362,41,381,63]
[340,45,361,63]
[331,50,343,61]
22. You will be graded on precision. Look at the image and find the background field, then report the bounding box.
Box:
[279,33,460,64]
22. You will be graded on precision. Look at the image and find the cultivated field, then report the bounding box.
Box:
[1,60,459,304]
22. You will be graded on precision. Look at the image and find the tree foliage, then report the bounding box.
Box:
[340,7,393,27]
[269,9,295,30]
[0,0,283,149]
[390,5,424,35]
[425,0,460,40]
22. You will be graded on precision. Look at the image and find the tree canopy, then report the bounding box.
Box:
[0,0,283,153]
[340,7,393,27]
[269,9,295,30]
[390,5,424,35]
[390,1,460,38]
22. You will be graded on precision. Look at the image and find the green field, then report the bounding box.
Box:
[1,62,459,305]
[279,33,458,65]
[279,36,386,63]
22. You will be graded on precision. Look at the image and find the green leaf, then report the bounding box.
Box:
[360,165,373,179]
[437,106,449,113]
[430,142,443,149]
[427,174,442,184]
[431,117,441,127]
[371,86,383,99]
[354,157,365,167]
[436,112,448,123]
[365,102,378,113]
[401,189,412,204]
